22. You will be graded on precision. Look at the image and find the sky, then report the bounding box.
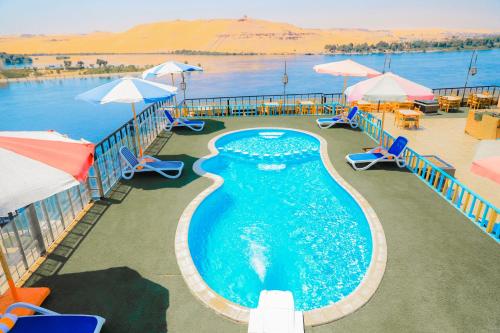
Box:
[0,0,499,35]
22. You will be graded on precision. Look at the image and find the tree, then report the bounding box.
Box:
[63,60,72,68]
[77,61,84,69]
[96,59,108,68]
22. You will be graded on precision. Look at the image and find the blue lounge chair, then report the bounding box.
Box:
[316,106,359,129]
[119,146,184,180]
[345,136,408,171]
[1,302,104,333]
[163,110,205,132]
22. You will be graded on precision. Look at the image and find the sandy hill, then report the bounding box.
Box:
[0,18,494,55]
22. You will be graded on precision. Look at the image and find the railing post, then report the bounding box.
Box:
[486,211,498,233]
[130,122,140,156]
[9,214,29,269]
[41,200,56,241]
[66,190,76,219]
[26,203,46,254]
[77,185,85,210]
[92,162,106,199]
[55,193,67,228]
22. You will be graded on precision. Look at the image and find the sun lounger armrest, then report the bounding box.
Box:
[6,302,59,315]
[140,155,160,162]
[367,146,386,154]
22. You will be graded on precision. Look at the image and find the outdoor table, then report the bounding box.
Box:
[263,102,279,115]
[299,100,315,114]
[397,109,422,128]
[195,105,213,117]
[231,104,257,116]
[441,95,461,112]
[443,95,461,101]
[475,94,494,108]
[356,100,375,112]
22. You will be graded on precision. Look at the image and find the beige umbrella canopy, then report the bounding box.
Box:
[345,72,434,141]
[314,59,381,104]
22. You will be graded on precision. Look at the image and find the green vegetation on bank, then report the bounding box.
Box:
[172,49,259,56]
[0,57,207,80]
[0,63,150,80]
[325,36,500,53]
[0,52,33,66]
[82,64,145,75]
[0,68,35,78]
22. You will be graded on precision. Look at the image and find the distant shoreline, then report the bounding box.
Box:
[0,71,141,83]
[7,46,500,57]
[1,47,498,83]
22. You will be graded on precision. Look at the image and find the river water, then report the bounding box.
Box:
[1,50,498,141]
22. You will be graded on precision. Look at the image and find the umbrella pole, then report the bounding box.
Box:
[171,73,177,109]
[131,103,143,157]
[0,239,19,301]
[342,77,348,108]
[379,101,385,145]
[181,73,186,102]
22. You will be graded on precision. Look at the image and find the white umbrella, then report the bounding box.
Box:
[142,61,203,102]
[345,72,434,138]
[313,59,381,104]
[0,131,95,216]
[471,140,500,184]
[0,130,94,314]
[77,77,177,157]
[344,72,434,103]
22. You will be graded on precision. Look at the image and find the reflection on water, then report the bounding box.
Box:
[0,50,498,141]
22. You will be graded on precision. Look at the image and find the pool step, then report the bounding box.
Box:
[248,290,304,333]
[217,146,319,163]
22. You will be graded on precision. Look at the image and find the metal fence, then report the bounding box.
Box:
[0,99,172,292]
[1,84,498,291]
[179,85,498,116]
[431,85,499,102]
[0,183,92,292]
[357,111,500,242]
[91,100,171,197]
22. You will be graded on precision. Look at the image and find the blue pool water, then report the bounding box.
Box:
[0,50,499,142]
[188,129,373,310]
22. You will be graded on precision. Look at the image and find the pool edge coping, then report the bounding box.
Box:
[174,127,387,326]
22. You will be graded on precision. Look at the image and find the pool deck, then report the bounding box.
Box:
[24,117,500,332]
[376,110,500,207]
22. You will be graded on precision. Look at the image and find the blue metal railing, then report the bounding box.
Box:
[357,111,499,242]
[3,84,498,291]
[171,101,343,118]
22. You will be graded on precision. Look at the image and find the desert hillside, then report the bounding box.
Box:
[0,18,494,54]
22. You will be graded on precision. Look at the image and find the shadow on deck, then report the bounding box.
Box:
[20,116,500,333]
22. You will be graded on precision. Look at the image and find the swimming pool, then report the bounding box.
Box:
[176,128,386,324]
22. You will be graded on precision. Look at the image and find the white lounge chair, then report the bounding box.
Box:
[163,109,205,132]
[345,136,408,171]
[316,106,359,129]
[248,290,304,333]
[119,146,184,179]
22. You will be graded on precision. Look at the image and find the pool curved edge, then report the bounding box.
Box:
[174,127,387,326]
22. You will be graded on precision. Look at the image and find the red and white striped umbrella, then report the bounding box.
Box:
[471,140,500,184]
[0,131,95,216]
